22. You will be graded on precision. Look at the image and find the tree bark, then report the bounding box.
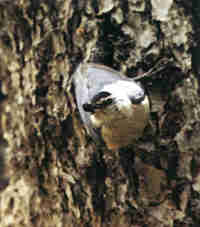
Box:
[0,0,198,227]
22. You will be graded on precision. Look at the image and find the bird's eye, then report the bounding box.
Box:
[94,98,113,108]
[102,98,113,106]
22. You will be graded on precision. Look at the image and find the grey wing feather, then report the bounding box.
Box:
[72,63,127,141]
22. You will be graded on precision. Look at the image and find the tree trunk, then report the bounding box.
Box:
[0,0,198,226]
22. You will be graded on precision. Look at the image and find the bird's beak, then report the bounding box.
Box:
[82,103,95,113]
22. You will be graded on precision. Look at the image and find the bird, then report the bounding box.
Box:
[72,63,150,150]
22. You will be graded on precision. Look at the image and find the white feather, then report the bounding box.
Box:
[102,80,143,116]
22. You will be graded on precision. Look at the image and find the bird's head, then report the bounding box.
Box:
[82,81,148,128]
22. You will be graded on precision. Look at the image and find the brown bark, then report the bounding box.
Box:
[0,0,198,227]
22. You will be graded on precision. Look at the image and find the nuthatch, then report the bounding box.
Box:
[72,63,150,150]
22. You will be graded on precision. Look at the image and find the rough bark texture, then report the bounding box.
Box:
[0,0,198,227]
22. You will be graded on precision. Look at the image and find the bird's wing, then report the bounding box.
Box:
[72,63,127,141]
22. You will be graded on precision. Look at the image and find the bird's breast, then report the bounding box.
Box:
[101,100,149,150]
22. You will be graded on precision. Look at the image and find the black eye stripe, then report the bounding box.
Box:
[94,98,114,109]
[98,98,113,106]
[83,98,113,112]
[92,91,111,103]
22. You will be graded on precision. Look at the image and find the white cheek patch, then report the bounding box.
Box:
[102,81,142,97]
[102,81,140,115]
